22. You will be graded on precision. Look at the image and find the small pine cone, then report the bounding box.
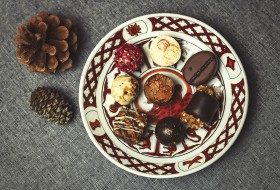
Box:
[30,87,73,124]
[16,11,78,74]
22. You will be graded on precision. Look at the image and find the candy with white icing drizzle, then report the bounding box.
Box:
[113,107,148,144]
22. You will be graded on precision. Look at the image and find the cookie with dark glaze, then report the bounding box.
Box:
[183,51,218,85]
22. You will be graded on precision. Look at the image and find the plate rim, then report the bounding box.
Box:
[79,13,249,178]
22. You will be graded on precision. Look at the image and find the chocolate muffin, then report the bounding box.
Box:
[144,74,175,105]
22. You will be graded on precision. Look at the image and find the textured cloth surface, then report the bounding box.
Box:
[0,0,280,189]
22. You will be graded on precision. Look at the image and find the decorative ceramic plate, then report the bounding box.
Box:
[79,13,249,178]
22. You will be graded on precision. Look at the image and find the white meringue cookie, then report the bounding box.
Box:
[111,75,139,105]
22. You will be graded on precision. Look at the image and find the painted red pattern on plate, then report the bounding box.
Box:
[126,23,141,36]
[83,30,125,109]
[183,156,203,169]
[94,134,177,175]
[202,79,245,162]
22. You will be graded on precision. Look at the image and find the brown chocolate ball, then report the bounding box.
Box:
[144,74,175,105]
[155,117,185,146]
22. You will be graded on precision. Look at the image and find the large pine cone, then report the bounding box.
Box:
[30,87,73,124]
[16,11,78,74]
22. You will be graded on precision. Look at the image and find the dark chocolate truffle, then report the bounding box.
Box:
[183,51,218,85]
[144,74,175,105]
[185,91,219,124]
[155,117,185,146]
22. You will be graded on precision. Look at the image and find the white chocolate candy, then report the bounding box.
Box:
[149,35,181,66]
[111,75,139,105]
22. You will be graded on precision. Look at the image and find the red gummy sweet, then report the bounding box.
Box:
[114,43,143,73]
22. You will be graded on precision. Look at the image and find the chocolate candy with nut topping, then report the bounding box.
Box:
[185,90,219,124]
[183,51,218,85]
[144,73,175,105]
[181,86,219,129]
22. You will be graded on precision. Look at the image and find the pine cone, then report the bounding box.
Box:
[30,87,73,124]
[16,11,78,74]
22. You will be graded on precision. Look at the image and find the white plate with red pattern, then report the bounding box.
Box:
[79,13,249,178]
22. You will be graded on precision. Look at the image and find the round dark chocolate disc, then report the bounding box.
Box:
[183,51,218,85]
[155,117,185,146]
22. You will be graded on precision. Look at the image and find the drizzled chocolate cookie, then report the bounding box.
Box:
[113,107,148,144]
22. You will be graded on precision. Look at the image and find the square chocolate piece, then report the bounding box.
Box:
[113,107,148,144]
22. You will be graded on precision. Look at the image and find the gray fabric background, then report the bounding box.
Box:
[0,0,279,189]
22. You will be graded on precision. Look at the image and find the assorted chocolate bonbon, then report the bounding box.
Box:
[149,35,181,66]
[111,74,139,106]
[113,107,148,144]
[114,43,143,73]
[181,86,219,129]
[111,38,220,146]
[183,51,218,85]
[155,117,185,146]
[144,73,175,105]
